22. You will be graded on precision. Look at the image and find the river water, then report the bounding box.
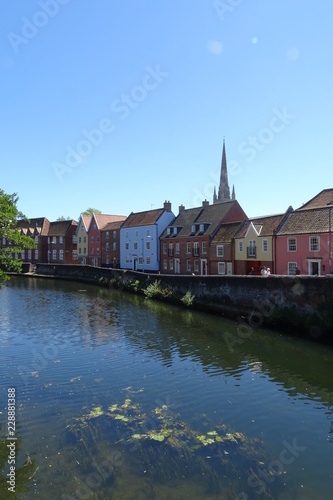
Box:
[0,277,333,499]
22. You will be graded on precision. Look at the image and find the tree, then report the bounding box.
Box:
[0,189,36,287]
[56,215,71,221]
[81,208,101,216]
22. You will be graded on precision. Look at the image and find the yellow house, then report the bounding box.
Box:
[76,215,91,265]
[234,210,292,275]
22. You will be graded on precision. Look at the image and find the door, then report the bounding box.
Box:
[175,258,180,274]
[227,262,232,275]
[201,259,207,275]
[308,260,320,276]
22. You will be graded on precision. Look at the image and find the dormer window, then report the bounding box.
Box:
[191,224,196,234]
[173,227,177,236]
[167,228,171,236]
[199,224,204,234]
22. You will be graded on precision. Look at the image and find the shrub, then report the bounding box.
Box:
[181,291,195,307]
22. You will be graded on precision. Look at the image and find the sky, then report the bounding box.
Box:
[1,0,333,222]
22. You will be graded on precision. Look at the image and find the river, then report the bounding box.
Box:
[0,277,333,499]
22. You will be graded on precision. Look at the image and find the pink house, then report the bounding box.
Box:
[87,213,126,267]
[276,189,333,275]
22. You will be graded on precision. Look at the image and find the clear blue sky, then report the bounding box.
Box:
[1,0,333,221]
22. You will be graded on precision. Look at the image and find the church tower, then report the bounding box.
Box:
[213,138,235,204]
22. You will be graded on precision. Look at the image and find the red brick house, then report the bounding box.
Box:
[15,217,50,264]
[160,200,247,275]
[87,214,126,267]
[47,220,78,265]
[210,222,243,275]
[100,220,125,267]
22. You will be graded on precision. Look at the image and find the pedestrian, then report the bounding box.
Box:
[266,267,271,276]
[249,267,255,275]
[261,266,267,276]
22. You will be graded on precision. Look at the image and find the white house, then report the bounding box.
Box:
[120,201,175,271]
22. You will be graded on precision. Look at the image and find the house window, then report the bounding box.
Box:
[35,236,39,243]
[52,249,57,260]
[134,242,138,250]
[146,229,150,236]
[35,250,38,259]
[163,244,167,255]
[79,237,82,243]
[106,242,109,251]
[288,262,297,275]
[186,242,191,254]
[187,260,191,272]
[106,231,109,239]
[193,242,199,256]
[28,250,32,260]
[113,242,116,251]
[2,238,5,245]
[146,241,150,250]
[167,228,171,236]
[93,224,96,230]
[73,235,77,244]
[169,244,173,256]
[218,262,226,275]
[91,248,94,254]
[113,231,116,238]
[199,224,204,234]
[217,245,224,257]
[262,239,268,253]
[79,248,82,254]
[202,242,207,254]
[309,236,319,252]
[238,241,243,252]
[125,255,129,264]
[138,256,143,265]
[191,224,196,234]
[96,248,99,255]
[248,240,256,257]
[83,247,86,254]
[146,256,151,265]
[173,227,177,236]
[288,238,297,252]
[194,260,199,272]
[59,236,63,244]
[169,259,173,270]
[81,226,84,231]
[175,243,180,254]
[52,236,57,244]
[21,250,25,259]
[96,236,99,243]
[125,242,129,250]
[59,250,64,261]
[163,259,167,270]
[91,236,94,243]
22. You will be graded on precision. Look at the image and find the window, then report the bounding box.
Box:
[202,242,207,254]
[35,250,38,259]
[96,248,99,255]
[125,242,129,250]
[238,241,243,252]
[173,227,177,236]
[146,241,150,250]
[113,231,116,238]
[52,249,57,260]
[199,224,204,234]
[106,242,109,251]
[35,236,39,243]
[194,260,199,272]
[167,228,171,236]
[186,260,191,272]
[163,259,167,270]
[59,250,64,261]
[83,247,86,254]
[169,259,173,270]
[146,229,150,236]
[248,240,256,257]
[186,242,191,254]
[28,250,32,260]
[93,224,96,230]
[163,244,167,254]
[134,242,138,250]
[2,238,5,245]
[191,224,196,234]
[79,247,82,254]
[96,236,99,243]
[169,244,173,256]
[217,245,224,257]
[59,236,63,244]
[146,256,151,265]
[125,255,129,264]
[21,250,25,259]
[52,236,57,244]
[193,242,199,256]
[91,236,94,243]
[288,238,297,252]
[81,226,84,231]
[218,262,226,275]
[106,231,109,239]
[138,256,143,265]
[91,248,94,254]
[79,237,82,243]
[309,236,319,252]
[288,262,297,275]
[73,250,78,260]
[73,235,77,244]
[113,242,116,251]
[175,243,180,254]
[262,239,268,253]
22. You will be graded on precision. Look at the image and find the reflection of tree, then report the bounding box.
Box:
[0,425,36,499]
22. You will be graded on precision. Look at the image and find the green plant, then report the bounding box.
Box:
[181,291,195,307]
[143,280,162,299]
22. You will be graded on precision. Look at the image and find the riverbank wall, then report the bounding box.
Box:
[25,263,333,342]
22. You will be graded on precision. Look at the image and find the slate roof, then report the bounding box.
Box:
[16,217,50,236]
[48,220,78,236]
[211,222,243,244]
[276,207,331,235]
[160,206,204,238]
[121,208,166,228]
[235,213,287,238]
[92,214,126,231]
[297,189,333,210]
[101,220,125,232]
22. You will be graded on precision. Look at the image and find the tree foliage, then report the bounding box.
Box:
[0,189,36,286]
[81,208,101,216]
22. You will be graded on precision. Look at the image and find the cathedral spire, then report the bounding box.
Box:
[213,138,233,204]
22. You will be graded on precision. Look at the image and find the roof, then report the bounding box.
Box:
[100,220,125,232]
[161,200,242,239]
[48,220,78,236]
[235,213,286,238]
[89,214,127,231]
[121,208,165,228]
[16,217,50,236]
[211,222,243,244]
[297,189,333,210]
[277,206,332,235]
[80,215,92,231]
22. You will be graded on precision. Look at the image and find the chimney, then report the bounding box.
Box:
[202,199,209,208]
[179,204,185,214]
[163,200,172,212]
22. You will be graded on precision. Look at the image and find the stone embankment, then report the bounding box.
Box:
[22,263,333,343]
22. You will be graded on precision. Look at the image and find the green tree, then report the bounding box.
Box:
[0,189,36,287]
[81,208,101,216]
[56,215,71,221]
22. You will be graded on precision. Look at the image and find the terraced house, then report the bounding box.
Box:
[76,215,91,265]
[47,220,78,265]
[87,213,126,267]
